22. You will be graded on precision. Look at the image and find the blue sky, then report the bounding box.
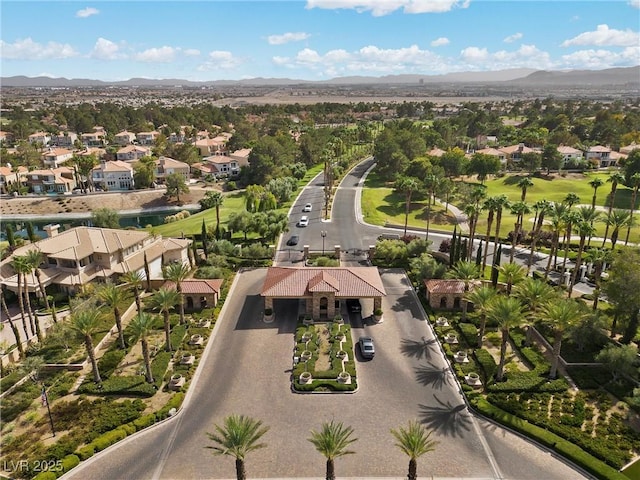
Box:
[1,1,639,81]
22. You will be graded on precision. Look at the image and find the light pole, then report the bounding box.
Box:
[321,231,327,256]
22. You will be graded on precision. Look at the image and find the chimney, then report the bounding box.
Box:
[43,224,60,238]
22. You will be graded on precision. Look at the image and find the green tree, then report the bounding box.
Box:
[584,247,612,310]
[69,309,103,384]
[624,172,640,246]
[596,344,638,382]
[568,220,596,296]
[10,255,32,339]
[121,270,144,313]
[467,153,501,183]
[605,209,632,250]
[91,208,120,229]
[12,255,39,341]
[491,195,511,265]
[445,261,480,320]
[308,420,357,480]
[487,297,526,382]
[1,285,24,356]
[23,248,49,310]
[165,172,189,203]
[499,262,526,295]
[464,285,497,348]
[128,312,156,383]
[149,287,181,352]
[390,420,438,480]
[542,299,585,378]
[164,262,191,324]
[200,191,225,238]
[602,172,625,247]
[206,415,270,480]
[508,201,531,263]
[521,152,541,174]
[517,177,534,203]
[133,156,156,189]
[96,283,127,349]
[395,176,420,237]
[603,248,640,344]
[541,144,562,174]
[588,177,604,209]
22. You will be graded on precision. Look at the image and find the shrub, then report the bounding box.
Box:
[91,428,127,452]
[133,413,157,431]
[32,472,57,480]
[156,392,186,420]
[474,348,497,380]
[61,454,80,473]
[98,350,126,378]
[151,351,172,389]
[76,444,95,461]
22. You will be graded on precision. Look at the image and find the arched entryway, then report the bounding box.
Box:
[319,296,328,316]
[440,297,447,309]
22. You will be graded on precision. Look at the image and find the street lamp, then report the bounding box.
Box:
[321,231,327,256]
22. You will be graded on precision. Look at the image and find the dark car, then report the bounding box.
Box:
[359,336,375,359]
[286,235,299,246]
[346,298,362,313]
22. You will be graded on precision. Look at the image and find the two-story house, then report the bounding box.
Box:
[25,167,76,194]
[136,131,160,146]
[0,165,27,194]
[28,131,51,146]
[557,146,584,167]
[585,145,614,168]
[42,147,74,168]
[499,143,536,163]
[169,126,190,144]
[92,160,135,191]
[81,131,105,147]
[228,148,251,169]
[194,154,240,177]
[51,131,78,148]
[116,145,151,162]
[114,130,137,146]
[0,225,192,296]
[475,147,507,165]
[155,156,190,183]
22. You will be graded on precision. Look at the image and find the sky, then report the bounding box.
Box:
[1,0,639,81]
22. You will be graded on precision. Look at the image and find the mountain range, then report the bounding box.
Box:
[1,66,638,88]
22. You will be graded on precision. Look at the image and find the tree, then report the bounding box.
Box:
[446,261,480,320]
[517,176,534,203]
[91,208,120,229]
[508,201,531,263]
[121,270,144,313]
[491,195,510,265]
[499,262,526,295]
[542,299,585,378]
[96,283,127,349]
[487,297,526,382]
[589,177,604,209]
[69,309,103,384]
[390,420,438,480]
[149,287,181,352]
[541,144,562,174]
[463,203,483,260]
[200,191,225,239]
[521,152,541,174]
[128,312,156,383]
[11,256,32,339]
[395,176,420,237]
[206,415,269,480]
[596,344,638,382]
[467,153,501,183]
[1,285,24,356]
[527,200,551,273]
[164,262,191,324]
[605,209,632,250]
[23,248,49,310]
[464,285,497,348]
[563,192,580,210]
[133,156,156,189]
[568,219,596,296]
[624,172,640,246]
[603,248,640,344]
[308,420,357,480]
[602,172,625,247]
[584,247,612,310]
[70,153,98,192]
[560,210,581,274]
[165,172,189,202]
[12,255,38,340]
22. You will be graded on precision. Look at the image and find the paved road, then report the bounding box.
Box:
[64,268,586,480]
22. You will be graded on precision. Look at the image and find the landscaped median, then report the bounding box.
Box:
[292,318,357,393]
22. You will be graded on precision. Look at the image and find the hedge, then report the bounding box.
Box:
[156,392,185,420]
[61,454,80,473]
[32,472,57,480]
[133,413,157,431]
[77,375,156,397]
[473,348,497,381]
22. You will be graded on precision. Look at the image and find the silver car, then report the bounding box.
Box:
[359,336,375,359]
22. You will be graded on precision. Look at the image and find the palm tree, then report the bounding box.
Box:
[204,191,225,239]
[513,277,556,318]
[23,248,49,310]
[424,174,440,240]
[11,255,32,339]
[563,192,580,210]
[163,262,191,324]
[624,172,640,246]
[499,262,526,295]
[308,420,357,480]
[96,282,127,349]
[69,309,103,384]
[390,420,438,480]
[445,261,480,320]
[588,177,604,209]
[542,299,585,378]
[12,255,38,340]
[560,210,581,275]
[606,209,632,250]
[464,285,497,347]
[481,196,501,274]
[487,296,526,382]
[396,176,420,237]
[527,200,551,273]
[568,220,596,297]
[463,203,483,260]
[577,206,601,247]
[121,270,144,312]
[517,176,534,203]
[602,172,625,247]
[508,201,531,263]
[149,287,180,352]
[206,415,269,480]
[491,195,510,265]
[1,285,24,356]
[584,248,611,310]
[544,203,566,278]
[128,312,156,383]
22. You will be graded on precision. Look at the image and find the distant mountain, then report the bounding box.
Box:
[1,66,638,87]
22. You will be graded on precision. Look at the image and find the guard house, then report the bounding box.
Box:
[423,279,466,310]
[261,267,386,320]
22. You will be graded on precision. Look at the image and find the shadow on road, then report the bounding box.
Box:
[414,364,454,390]
[391,292,423,317]
[418,394,473,438]
[233,296,297,334]
[399,337,437,360]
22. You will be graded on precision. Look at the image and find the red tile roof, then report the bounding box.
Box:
[164,279,223,295]
[424,279,466,294]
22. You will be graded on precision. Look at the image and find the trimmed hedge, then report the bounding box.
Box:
[156,392,185,420]
[474,348,497,381]
[61,454,80,473]
[32,472,57,480]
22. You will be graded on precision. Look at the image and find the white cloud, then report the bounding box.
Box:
[561,46,640,69]
[0,37,78,60]
[197,50,243,71]
[134,46,176,63]
[504,32,523,43]
[460,46,488,61]
[305,0,468,16]
[629,0,640,8]
[76,7,99,18]
[458,44,553,70]
[90,38,124,60]
[431,37,449,47]
[267,32,310,45]
[183,49,200,57]
[561,24,640,47]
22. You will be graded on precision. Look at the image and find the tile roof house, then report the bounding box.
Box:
[228,148,251,168]
[499,143,535,162]
[585,145,613,168]
[423,279,466,310]
[155,156,190,183]
[92,160,134,191]
[620,143,640,155]
[475,147,507,164]
[80,130,105,147]
[0,225,192,296]
[0,165,27,194]
[42,147,74,168]
[194,137,226,156]
[116,145,152,162]
[261,266,386,320]
[163,279,224,310]
[136,131,160,146]
[28,131,51,146]
[51,131,78,148]
[557,146,583,166]
[25,167,76,194]
[0,131,15,145]
[196,154,240,176]
[114,130,137,146]
[428,147,447,157]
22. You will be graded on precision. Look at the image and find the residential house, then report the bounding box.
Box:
[475,147,507,165]
[92,160,135,191]
[0,225,192,296]
[194,137,226,156]
[197,154,240,176]
[81,130,105,147]
[585,145,613,168]
[136,131,160,146]
[114,130,136,146]
[609,151,627,167]
[51,131,78,148]
[0,131,15,145]
[155,156,190,183]
[42,147,74,168]
[557,146,583,167]
[76,147,106,160]
[169,126,190,143]
[0,165,27,194]
[28,131,51,146]
[25,167,76,194]
[228,148,251,168]
[116,145,151,162]
[620,143,640,155]
[499,143,535,163]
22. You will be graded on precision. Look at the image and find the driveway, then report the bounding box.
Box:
[65,268,587,480]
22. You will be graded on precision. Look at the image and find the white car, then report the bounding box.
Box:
[303,203,312,212]
[298,216,309,227]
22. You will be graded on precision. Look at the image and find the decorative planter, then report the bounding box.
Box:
[169,374,185,390]
[373,309,384,323]
[299,372,313,384]
[337,371,351,383]
[303,315,313,325]
[302,333,313,342]
[454,350,469,363]
[465,372,482,387]
[436,317,449,327]
[180,353,195,365]
[336,350,348,361]
[189,334,203,346]
[300,350,312,361]
[263,309,274,323]
[334,315,344,325]
[335,333,345,342]
[444,333,458,344]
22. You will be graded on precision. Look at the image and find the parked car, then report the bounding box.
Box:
[286,235,300,246]
[346,299,362,313]
[298,216,309,227]
[359,336,375,359]
[303,203,312,212]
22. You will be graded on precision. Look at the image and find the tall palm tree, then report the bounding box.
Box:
[545,202,567,279]
[464,203,483,260]
[390,420,438,480]
[1,285,24,356]
[584,248,611,310]
[128,312,156,383]
[508,201,531,263]
[491,195,511,265]
[210,191,225,239]
[577,206,601,247]
[542,299,585,378]
[12,255,39,340]
[446,261,480,320]
[513,277,556,319]
[563,192,580,210]
[424,174,440,241]
[624,172,640,246]
[487,296,526,382]
[568,220,596,297]
[464,285,497,347]
[11,255,32,339]
[308,420,357,480]
[23,248,49,310]
[517,176,534,203]
[606,209,632,250]
[96,282,127,349]
[149,287,180,352]
[69,309,103,384]
[164,262,191,324]
[588,177,604,209]
[206,415,270,480]
[396,176,420,237]
[527,200,551,273]
[121,270,144,313]
[499,262,526,295]
[481,196,500,274]
[602,172,625,247]
[560,210,581,275]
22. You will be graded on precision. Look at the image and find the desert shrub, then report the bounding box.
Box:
[61,454,80,473]
[98,350,126,378]
[76,444,95,461]
[156,392,186,420]
[133,413,157,431]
